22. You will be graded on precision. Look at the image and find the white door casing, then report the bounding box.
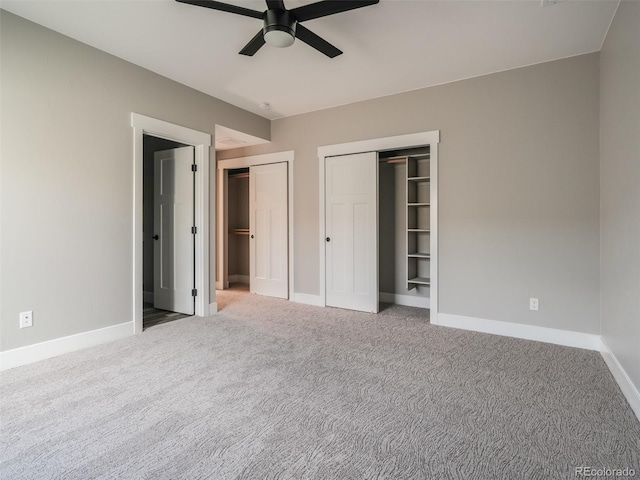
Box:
[153,147,195,315]
[249,162,289,299]
[325,152,379,313]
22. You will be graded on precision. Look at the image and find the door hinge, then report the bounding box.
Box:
[191,164,197,172]
[191,226,197,234]
[192,289,197,297]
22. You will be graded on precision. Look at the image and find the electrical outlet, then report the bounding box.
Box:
[529,298,539,311]
[19,311,33,328]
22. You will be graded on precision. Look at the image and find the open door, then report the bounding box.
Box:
[249,162,289,299]
[153,147,195,315]
[325,152,379,313]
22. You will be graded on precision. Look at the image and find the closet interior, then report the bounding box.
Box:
[378,146,431,309]
[227,167,250,287]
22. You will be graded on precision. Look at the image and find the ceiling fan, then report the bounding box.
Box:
[175,0,380,58]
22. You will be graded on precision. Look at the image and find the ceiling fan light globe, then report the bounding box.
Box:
[264,29,295,48]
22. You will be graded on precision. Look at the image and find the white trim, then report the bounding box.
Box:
[293,293,324,307]
[600,338,640,422]
[0,322,133,371]
[131,113,212,334]
[229,274,249,284]
[318,131,440,159]
[217,151,294,299]
[379,292,430,309]
[438,313,602,351]
[143,291,154,303]
[318,131,440,323]
[209,302,218,315]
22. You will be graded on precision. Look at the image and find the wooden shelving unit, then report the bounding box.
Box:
[406,154,431,290]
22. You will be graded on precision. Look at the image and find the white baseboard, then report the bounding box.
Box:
[293,293,324,307]
[143,291,154,303]
[0,321,134,371]
[600,338,640,422]
[380,292,430,309]
[209,302,218,314]
[437,313,602,351]
[229,275,249,284]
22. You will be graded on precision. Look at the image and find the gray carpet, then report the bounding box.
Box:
[1,290,639,479]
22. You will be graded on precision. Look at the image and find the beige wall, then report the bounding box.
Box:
[599,1,640,390]
[0,11,269,351]
[222,53,601,334]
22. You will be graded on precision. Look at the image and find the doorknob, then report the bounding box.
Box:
[250,235,254,239]
[326,237,331,242]
[152,235,159,240]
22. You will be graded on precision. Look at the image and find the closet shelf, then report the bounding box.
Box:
[408,229,430,233]
[229,172,249,179]
[408,277,430,286]
[408,253,430,259]
[408,176,430,182]
[230,229,250,235]
[407,203,430,207]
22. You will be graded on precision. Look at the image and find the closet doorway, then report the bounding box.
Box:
[217,152,294,300]
[319,131,440,322]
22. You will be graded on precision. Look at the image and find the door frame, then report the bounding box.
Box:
[318,131,440,324]
[131,113,212,334]
[216,151,294,299]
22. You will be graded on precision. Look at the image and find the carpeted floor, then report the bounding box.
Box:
[1,290,638,479]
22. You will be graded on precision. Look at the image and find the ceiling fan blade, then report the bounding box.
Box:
[295,24,342,58]
[239,30,266,56]
[266,0,286,10]
[291,0,379,22]
[175,0,263,19]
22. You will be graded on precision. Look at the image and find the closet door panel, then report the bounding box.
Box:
[325,152,378,313]
[250,162,288,299]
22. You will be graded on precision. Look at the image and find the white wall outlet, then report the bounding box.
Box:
[529,298,539,311]
[19,311,33,328]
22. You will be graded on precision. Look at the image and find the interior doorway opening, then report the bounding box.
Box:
[216,151,294,307]
[131,113,212,335]
[142,135,195,329]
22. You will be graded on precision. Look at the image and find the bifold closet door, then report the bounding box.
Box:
[325,152,379,313]
[153,147,195,315]
[249,162,288,299]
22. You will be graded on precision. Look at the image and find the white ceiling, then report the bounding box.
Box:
[1,0,618,120]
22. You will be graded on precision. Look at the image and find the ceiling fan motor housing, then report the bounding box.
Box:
[263,9,297,47]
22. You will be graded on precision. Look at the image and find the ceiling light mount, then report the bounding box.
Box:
[263,9,296,48]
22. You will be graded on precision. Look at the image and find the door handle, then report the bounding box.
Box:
[152,235,159,240]
[326,237,331,242]
[251,235,254,239]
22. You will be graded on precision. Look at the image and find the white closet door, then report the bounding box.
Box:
[326,152,378,313]
[154,147,195,315]
[250,162,288,299]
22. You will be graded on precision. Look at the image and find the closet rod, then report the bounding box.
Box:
[228,172,249,179]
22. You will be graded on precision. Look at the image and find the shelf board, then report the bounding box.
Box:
[229,173,249,179]
[408,277,430,285]
[407,203,430,207]
[408,176,430,182]
[230,229,249,235]
[408,253,430,258]
[407,229,430,233]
